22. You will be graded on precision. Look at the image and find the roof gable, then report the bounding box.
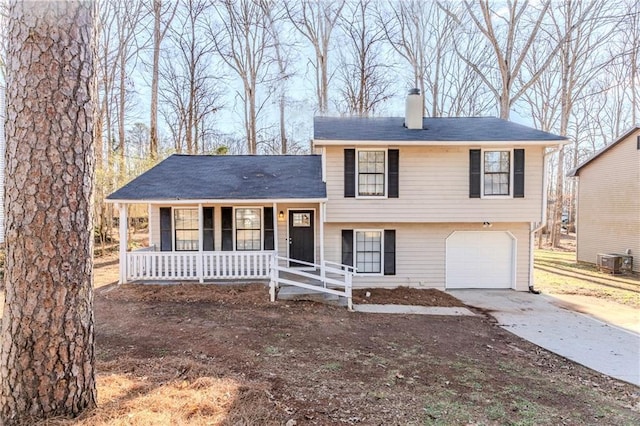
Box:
[107,154,327,201]
[314,116,566,143]
[569,126,640,177]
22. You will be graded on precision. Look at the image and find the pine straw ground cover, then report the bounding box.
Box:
[22,280,634,426]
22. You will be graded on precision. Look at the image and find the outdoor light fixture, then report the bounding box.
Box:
[278,211,285,220]
[482,221,492,228]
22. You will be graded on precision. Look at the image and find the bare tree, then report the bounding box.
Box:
[1,1,96,421]
[337,0,393,116]
[149,0,177,160]
[160,0,221,154]
[286,0,345,115]
[620,0,640,125]
[452,0,555,119]
[265,3,294,154]
[545,0,610,247]
[212,0,276,154]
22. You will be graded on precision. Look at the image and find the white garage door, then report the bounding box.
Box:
[446,231,515,289]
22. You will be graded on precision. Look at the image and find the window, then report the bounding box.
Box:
[292,212,311,227]
[484,151,510,196]
[355,231,382,274]
[174,208,198,251]
[235,208,261,250]
[358,150,385,196]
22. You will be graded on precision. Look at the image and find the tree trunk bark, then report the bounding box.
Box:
[118,46,126,180]
[1,1,97,423]
[149,0,161,160]
[279,94,287,154]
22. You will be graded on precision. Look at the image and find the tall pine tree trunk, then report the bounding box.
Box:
[149,0,162,160]
[1,1,97,423]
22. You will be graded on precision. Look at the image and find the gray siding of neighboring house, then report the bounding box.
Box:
[575,130,640,272]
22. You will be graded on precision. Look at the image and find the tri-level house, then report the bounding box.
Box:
[107,90,567,303]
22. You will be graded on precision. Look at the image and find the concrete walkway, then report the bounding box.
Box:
[353,304,475,316]
[448,290,640,387]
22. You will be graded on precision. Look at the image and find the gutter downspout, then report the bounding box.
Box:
[529,145,561,294]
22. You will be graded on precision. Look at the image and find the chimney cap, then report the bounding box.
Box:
[408,88,420,95]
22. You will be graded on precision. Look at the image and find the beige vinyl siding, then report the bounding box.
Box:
[324,145,545,223]
[324,222,531,291]
[576,131,640,272]
[149,203,321,260]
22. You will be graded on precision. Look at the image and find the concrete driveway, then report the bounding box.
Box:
[448,290,640,387]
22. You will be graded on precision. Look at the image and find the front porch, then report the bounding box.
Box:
[114,202,355,309]
[125,249,274,282]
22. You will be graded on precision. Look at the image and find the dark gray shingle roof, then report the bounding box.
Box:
[314,116,566,142]
[107,154,326,201]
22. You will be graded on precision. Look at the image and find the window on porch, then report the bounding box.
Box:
[160,207,214,251]
[175,208,198,251]
[235,208,261,250]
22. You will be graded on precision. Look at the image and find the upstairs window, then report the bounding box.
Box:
[484,151,510,196]
[358,150,385,196]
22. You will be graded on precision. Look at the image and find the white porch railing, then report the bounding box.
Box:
[126,250,274,281]
[269,256,356,310]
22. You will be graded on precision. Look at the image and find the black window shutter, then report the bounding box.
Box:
[513,149,525,198]
[341,230,353,266]
[159,207,172,251]
[384,230,396,275]
[469,149,481,198]
[344,149,355,197]
[203,207,214,251]
[388,149,399,198]
[221,207,233,251]
[637,135,640,150]
[263,207,274,250]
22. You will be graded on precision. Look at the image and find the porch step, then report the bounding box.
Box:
[277,285,347,307]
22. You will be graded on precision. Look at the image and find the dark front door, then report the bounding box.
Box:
[289,210,315,267]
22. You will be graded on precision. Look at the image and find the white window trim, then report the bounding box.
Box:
[233,206,264,251]
[481,148,514,199]
[353,229,384,276]
[172,206,199,252]
[355,148,388,199]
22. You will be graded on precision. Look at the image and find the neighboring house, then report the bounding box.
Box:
[107,90,567,292]
[569,127,640,273]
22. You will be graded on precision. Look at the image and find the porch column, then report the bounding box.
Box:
[118,203,128,284]
[198,203,203,283]
[272,202,278,254]
[319,202,325,266]
[147,203,153,249]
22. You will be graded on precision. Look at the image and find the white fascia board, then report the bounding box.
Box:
[105,197,328,205]
[313,139,570,147]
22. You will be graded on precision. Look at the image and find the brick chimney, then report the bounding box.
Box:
[405,88,423,130]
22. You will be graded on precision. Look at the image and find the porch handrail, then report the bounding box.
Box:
[270,255,355,310]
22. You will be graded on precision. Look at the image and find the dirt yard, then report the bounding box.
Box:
[32,255,632,425]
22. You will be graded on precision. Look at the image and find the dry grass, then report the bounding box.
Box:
[534,249,640,308]
[43,357,280,426]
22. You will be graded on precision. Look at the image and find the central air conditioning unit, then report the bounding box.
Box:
[596,253,623,274]
[615,254,634,273]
